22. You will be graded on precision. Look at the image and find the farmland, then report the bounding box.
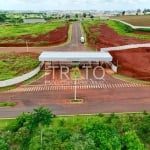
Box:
[0,21,69,46]
[110,15,150,26]
[0,52,40,80]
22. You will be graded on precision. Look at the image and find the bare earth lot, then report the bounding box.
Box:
[89,24,150,80]
[110,15,150,26]
[110,48,150,80]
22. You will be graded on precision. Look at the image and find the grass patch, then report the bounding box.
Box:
[0,21,66,38]
[0,118,16,129]
[112,74,150,85]
[0,52,40,81]
[67,99,84,104]
[0,71,44,92]
[70,67,81,80]
[107,20,150,39]
[0,102,16,107]
[0,85,17,92]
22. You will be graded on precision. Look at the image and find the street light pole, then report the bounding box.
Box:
[74,76,77,100]
[26,40,29,52]
[40,129,43,146]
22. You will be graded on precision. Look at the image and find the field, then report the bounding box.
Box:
[0,21,69,46]
[0,108,149,149]
[110,15,150,26]
[107,20,150,39]
[82,20,150,81]
[0,52,40,80]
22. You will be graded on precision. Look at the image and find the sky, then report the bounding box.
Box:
[0,0,149,11]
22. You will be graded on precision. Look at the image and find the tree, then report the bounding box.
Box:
[0,14,7,22]
[75,13,78,18]
[65,14,70,19]
[83,122,122,149]
[0,138,9,150]
[122,131,145,150]
[12,107,55,132]
[122,11,125,16]
[136,9,141,15]
[83,12,87,18]
[27,107,55,130]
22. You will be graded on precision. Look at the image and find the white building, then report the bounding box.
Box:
[23,18,46,23]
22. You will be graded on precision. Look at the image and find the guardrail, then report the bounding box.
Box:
[0,62,44,88]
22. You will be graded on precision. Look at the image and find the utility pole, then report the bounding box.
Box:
[74,76,77,101]
[26,40,29,52]
[40,129,43,146]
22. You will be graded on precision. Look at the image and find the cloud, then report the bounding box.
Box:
[0,0,149,10]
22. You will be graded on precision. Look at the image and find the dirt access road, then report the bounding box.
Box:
[0,22,150,117]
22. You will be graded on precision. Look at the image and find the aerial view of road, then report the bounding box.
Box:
[1,1,150,148]
[0,22,149,118]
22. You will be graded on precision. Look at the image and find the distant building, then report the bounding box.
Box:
[23,18,46,23]
[100,16,110,20]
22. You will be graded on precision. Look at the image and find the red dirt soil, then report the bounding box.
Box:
[110,48,150,81]
[87,24,150,81]
[0,24,69,47]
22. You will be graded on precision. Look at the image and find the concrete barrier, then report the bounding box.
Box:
[0,63,43,87]
[108,62,118,73]
[101,43,150,52]
[111,19,150,29]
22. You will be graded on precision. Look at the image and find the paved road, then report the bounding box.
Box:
[0,87,150,118]
[0,22,150,118]
[0,23,89,53]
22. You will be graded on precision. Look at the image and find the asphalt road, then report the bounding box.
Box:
[0,22,90,53]
[0,22,150,118]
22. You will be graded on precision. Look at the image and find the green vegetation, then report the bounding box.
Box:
[82,19,102,47]
[0,71,44,92]
[0,85,17,92]
[70,66,81,80]
[112,74,150,85]
[110,15,150,26]
[0,108,150,149]
[0,52,40,80]
[107,20,150,39]
[0,21,66,38]
[0,102,16,107]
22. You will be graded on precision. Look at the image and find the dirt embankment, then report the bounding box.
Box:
[0,24,69,47]
[87,24,150,81]
[110,48,150,81]
[87,24,149,49]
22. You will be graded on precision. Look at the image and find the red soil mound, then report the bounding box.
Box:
[88,24,149,49]
[87,24,150,81]
[110,48,150,81]
[0,24,69,47]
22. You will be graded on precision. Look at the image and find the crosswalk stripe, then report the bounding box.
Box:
[21,79,150,92]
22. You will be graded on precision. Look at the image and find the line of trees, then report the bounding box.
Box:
[0,107,149,149]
